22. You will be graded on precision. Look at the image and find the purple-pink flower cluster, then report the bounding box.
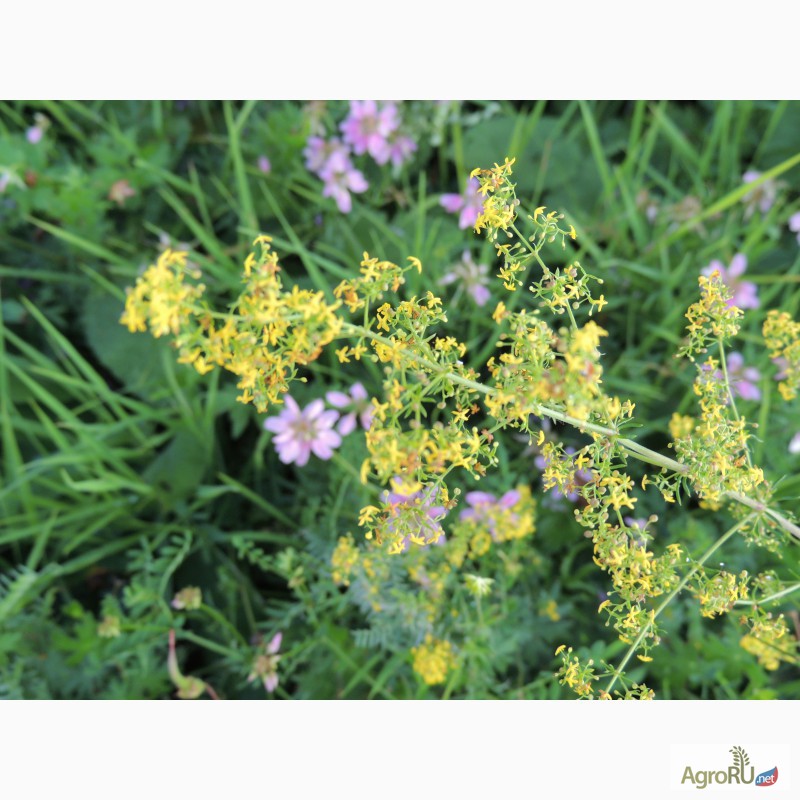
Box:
[303,101,417,214]
[263,384,373,467]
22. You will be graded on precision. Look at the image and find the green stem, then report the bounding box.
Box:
[605,514,753,695]
[734,582,800,606]
[717,338,753,469]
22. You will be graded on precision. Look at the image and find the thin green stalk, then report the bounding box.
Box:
[735,582,800,607]
[717,338,753,469]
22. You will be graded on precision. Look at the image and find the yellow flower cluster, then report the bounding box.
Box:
[672,356,765,504]
[470,157,519,240]
[331,534,360,587]
[763,309,800,400]
[740,613,797,671]
[692,570,749,618]
[121,249,205,338]
[333,252,419,314]
[410,635,457,685]
[122,237,342,410]
[679,271,742,361]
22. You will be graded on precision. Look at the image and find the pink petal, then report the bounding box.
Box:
[726,352,744,372]
[276,439,301,464]
[350,383,368,401]
[470,285,491,306]
[336,413,357,436]
[459,205,480,230]
[318,409,341,428]
[466,491,496,507]
[728,254,748,278]
[264,415,290,433]
[333,187,352,214]
[440,194,465,214]
[315,428,342,449]
[305,399,325,420]
[346,169,368,193]
[293,444,312,467]
[326,391,351,408]
[284,395,300,415]
[267,632,282,654]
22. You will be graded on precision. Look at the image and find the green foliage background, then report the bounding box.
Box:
[1,100,799,699]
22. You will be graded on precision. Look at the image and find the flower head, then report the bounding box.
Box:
[410,635,456,686]
[318,151,368,214]
[257,155,271,174]
[440,176,484,230]
[386,132,417,168]
[340,100,400,164]
[741,169,778,218]
[264,396,342,466]
[326,382,373,435]
[439,250,491,306]
[789,211,800,245]
[701,254,759,310]
[248,632,282,693]
[303,136,350,175]
[26,126,43,145]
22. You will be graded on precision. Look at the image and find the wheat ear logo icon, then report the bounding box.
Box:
[730,746,751,771]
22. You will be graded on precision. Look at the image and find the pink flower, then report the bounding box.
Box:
[318,151,368,214]
[340,100,400,165]
[701,254,759,309]
[26,126,43,145]
[303,136,350,176]
[439,250,491,306]
[725,352,761,401]
[440,176,484,230]
[742,170,778,219]
[385,131,416,168]
[264,396,342,466]
[257,155,271,174]
[248,632,282,693]
[326,383,373,435]
[789,211,800,245]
